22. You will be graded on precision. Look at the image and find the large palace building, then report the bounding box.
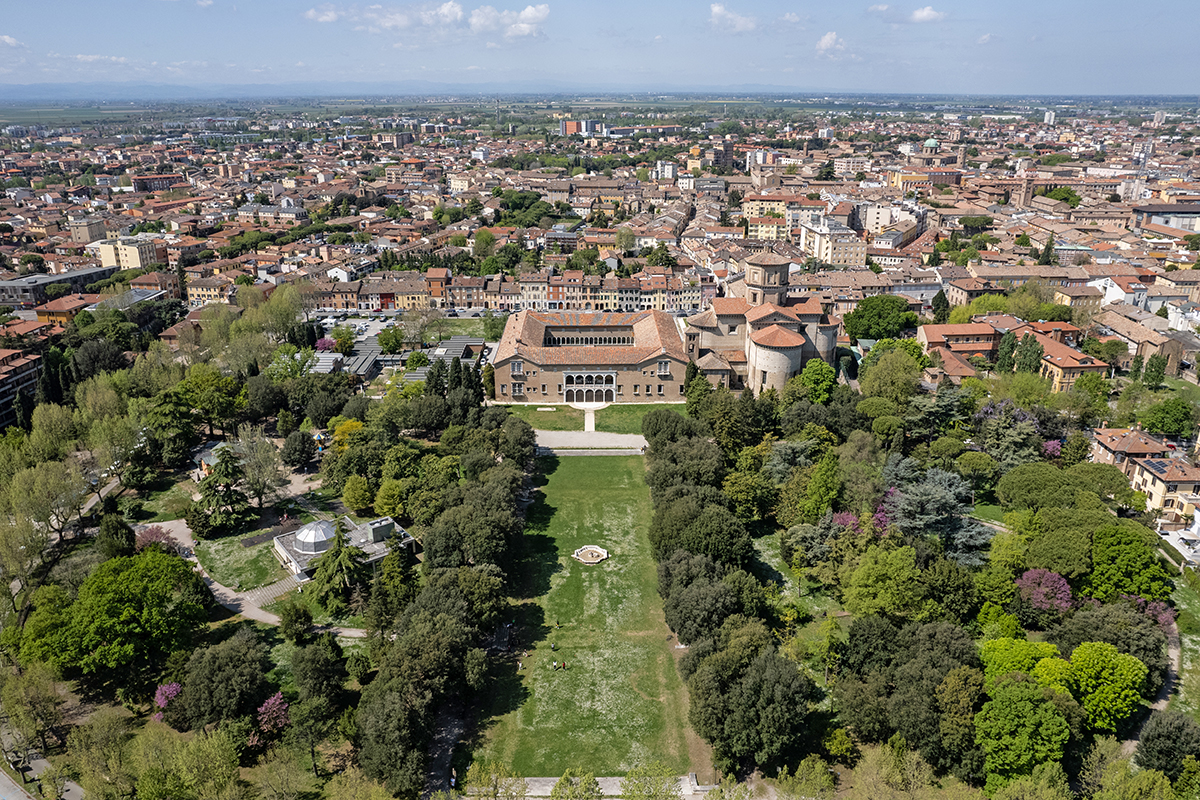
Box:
[493,252,839,403]
[492,309,690,403]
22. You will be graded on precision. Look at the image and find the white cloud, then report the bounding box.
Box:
[976,32,992,44]
[710,3,756,32]
[0,35,23,47]
[361,7,412,30]
[73,54,129,63]
[867,4,889,10]
[469,4,550,37]
[421,1,463,24]
[781,12,804,25]
[815,31,844,54]
[197,0,213,6]
[304,5,341,22]
[910,6,945,22]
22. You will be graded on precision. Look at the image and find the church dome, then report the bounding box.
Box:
[295,520,336,554]
[924,138,939,148]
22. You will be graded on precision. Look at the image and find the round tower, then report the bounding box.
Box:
[743,251,790,306]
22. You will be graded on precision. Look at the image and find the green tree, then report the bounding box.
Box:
[282,429,317,467]
[1014,334,1045,373]
[801,452,841,523]
[931,290,950,324]
[974,676,1071,793]
[1142,353,1168,390]
[844,546,926,618]
[308,519,366,615]
[1068,641,1148,732]
[57,549,209,681]
[1141,396,1195,437]
[96,514,135,559]
[342,475,374,515]
[1136,711,1200,781]
[844,295,919,342]
[474,229,496,258]
[1037,235,1057,266]
[799,359,836,405]
[859,350,921,406]
[1086,523,1172,602]
[190,446,253,538]
[1128,354,1144,381]
[620,761,682,800]
[994,331,1018,373]
[236,423,287,508]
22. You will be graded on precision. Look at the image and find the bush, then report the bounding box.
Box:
[278,600,313,644]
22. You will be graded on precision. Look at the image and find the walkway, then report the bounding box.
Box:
[534,429,646,456]
[1121,617,1182,756]
[157,519,366,639]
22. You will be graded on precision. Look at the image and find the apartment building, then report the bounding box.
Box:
[0,348,40,429]
[1130,458,1200,515]
[1090,428,1171,477]
[95,237,167,271]
[794,219,867,267]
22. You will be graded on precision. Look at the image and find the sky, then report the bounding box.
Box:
[0,0,1196,95]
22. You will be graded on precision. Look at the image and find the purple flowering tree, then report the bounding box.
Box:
[152,682,181,722]
[316,337,336,352]
[135,525,173,552]
[1015,569,1073,614]
[248,691,290,750]
[1042,440,1062,458]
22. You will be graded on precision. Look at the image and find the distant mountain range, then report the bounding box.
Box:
[0,81,1192,104]
[0,80,838,103]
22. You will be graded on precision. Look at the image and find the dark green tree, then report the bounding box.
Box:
[1014,334,1044,374]
[932,290,951,324]
[1142,353,1167,390]
[994,331,1018,373]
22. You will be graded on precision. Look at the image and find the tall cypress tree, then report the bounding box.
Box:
[995,331,1018,373]
[932,290,950,324]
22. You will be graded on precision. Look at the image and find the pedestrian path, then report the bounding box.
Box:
[534,429,646,451]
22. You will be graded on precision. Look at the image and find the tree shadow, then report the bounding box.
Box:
[459,603,546,766]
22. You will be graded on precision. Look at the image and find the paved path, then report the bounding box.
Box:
[157,519,366,639]
[522,776,713,798]
[1120,616,1181,756]
[534,430,647,451]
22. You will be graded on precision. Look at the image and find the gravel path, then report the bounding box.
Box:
[534,430,647,450]
[157,518,366,638]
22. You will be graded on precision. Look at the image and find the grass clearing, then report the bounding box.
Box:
[502,404,585,431]
[263,591,367,630]
[422,316,505,344]
[138,477,197,522]
[594,403,683,435]
[472,456,704,777]
[194,530,290,591]
[1172,583,1200,718]
[972,503,1006,524]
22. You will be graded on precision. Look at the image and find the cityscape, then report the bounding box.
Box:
[1,2,1200,800]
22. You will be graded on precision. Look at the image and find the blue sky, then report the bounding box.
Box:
[0,0,1194,94]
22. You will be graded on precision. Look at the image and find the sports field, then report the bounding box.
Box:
[473,456,706,777]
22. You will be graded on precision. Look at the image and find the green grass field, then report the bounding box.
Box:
[502,404,585,431]
[194,530,290,591]
[473,456,703,777]
[423,317,506,343]
[594,403,684,435]
[971,503,1006,524]
[1172,583,1200,718]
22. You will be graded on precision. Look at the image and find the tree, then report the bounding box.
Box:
[282,429,317,467]
[1014,334,1045,373]
[341,475,373,515]
[474,229,496,258]
[1086,523,1172,602]
[1141,397,1196,437]
[190,446,253,538]
[180,364,245,436]
[325,767,393,800]
[308,519,366,614]
[1128,354,1144,381]
[620,761,682,800]
[995,331,1018,373]
[932,290,951,324]
[843,295,919,342]
[237,424,287,508]
[974,676,1071,793]
[1136,711,1200,781]
[1069,641,1147,732]
[57,548,209,682]
[1038,235,1056,266]
[292,641,347,702]
[844,546,926,618]
[96,513,135,559]
[615,227,636,252]
[859,350,921,406]
[1143,353,1167,390]
[8,460,88,541]
[174,628,269,729]
[799,358,837,405]
[956,451,998,493]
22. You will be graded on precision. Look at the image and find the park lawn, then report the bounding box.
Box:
[473,456,702,778]
[263,591,367,630]
[1171,583,1200,719]
[502,404,585,431]
[972,503,1006,524]
[594,403,684,435]
[1164,377,1200,407]
[194,530,290,591]
[422,316,507,344]
[140,478,198,522]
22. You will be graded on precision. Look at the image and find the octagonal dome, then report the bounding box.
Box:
[295,520,336,554]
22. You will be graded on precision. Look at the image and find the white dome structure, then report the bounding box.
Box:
[294,520,336,554]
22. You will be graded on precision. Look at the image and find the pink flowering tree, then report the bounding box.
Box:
[152,682,181,722]
[316,337,337,352]
[135,525,172,552]
[248,691,290,750]
[1014,569,1073,628]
